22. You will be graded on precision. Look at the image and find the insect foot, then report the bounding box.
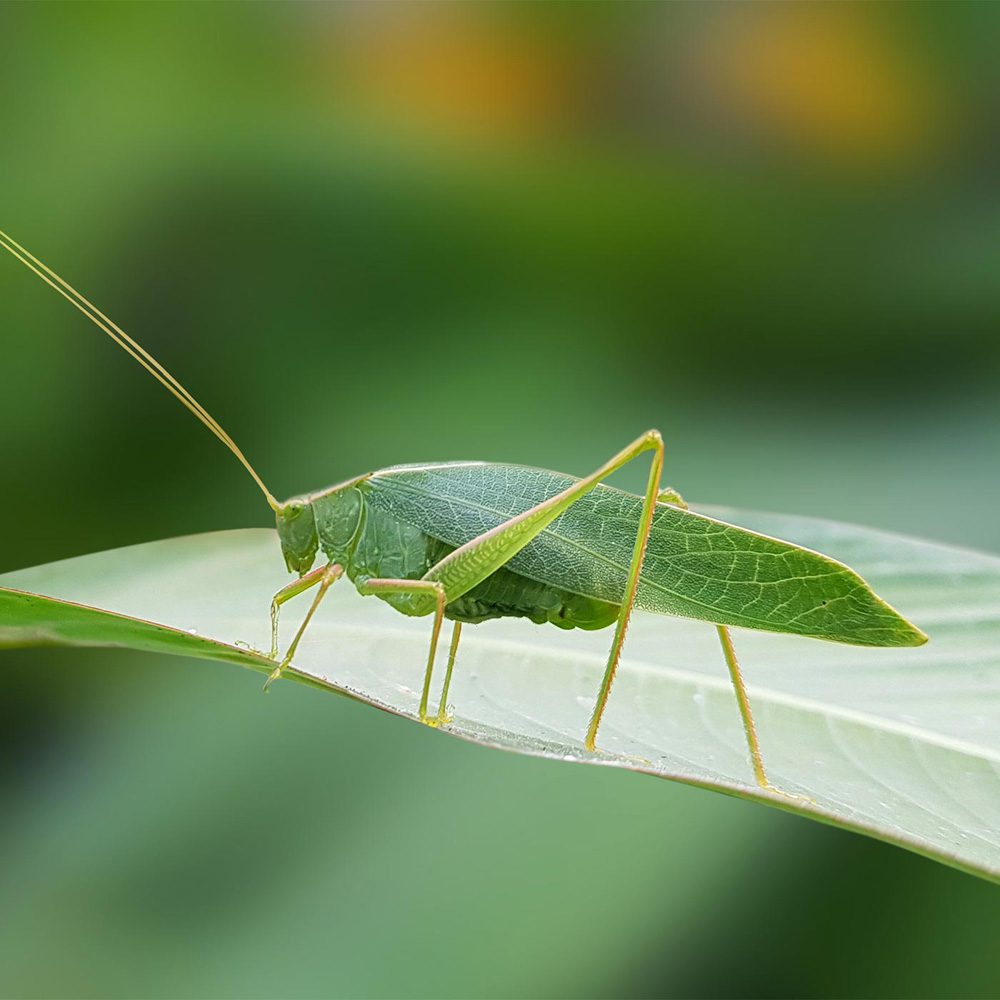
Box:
[759,782,816,808]
[234,638,270,657]
[583,734,654,767]
[420,711,449,729]
[262,658,290,693]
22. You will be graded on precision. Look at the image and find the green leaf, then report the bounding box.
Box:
[1,511,998,883]
[365,463,927,646]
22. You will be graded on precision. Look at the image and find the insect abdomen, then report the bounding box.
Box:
[346,497,618,630]
[442,551,620,631]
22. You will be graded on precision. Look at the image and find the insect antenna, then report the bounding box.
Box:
[0,229,280,511]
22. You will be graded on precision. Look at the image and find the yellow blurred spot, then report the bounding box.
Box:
[332,9,577,145]
[697,7,937,165]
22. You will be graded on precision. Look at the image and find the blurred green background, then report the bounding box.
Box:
[2,3,999,997]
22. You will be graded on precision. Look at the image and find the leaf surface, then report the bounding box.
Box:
[1,511,998,883]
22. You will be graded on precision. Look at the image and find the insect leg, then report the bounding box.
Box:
[435,622,463,725]
[583,438,664,750]
[356,578,448,724]
[653,491,774,787]
[263,562,344,690]
[716,624,773,791]
[268,565,328,659]
[417,430,664,747]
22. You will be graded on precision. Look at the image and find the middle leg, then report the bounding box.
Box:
[435,622,463,725]
[356,577,448,724]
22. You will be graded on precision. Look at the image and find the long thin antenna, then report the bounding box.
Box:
[0,229,280,511]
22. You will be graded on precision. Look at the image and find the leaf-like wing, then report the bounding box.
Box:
[364,463,926,647]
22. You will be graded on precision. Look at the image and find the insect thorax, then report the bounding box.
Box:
[275,485,365,576]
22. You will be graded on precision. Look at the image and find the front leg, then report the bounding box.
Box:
[268,564,329,659]
[264,562,344,690]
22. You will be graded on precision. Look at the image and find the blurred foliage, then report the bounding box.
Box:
[2,3,999,997]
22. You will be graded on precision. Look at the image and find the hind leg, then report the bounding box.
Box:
[715,624,771,791]
[658,494,779,792]
[412,430,665,748]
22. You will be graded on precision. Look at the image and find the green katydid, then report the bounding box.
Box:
[0,229,927,794]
